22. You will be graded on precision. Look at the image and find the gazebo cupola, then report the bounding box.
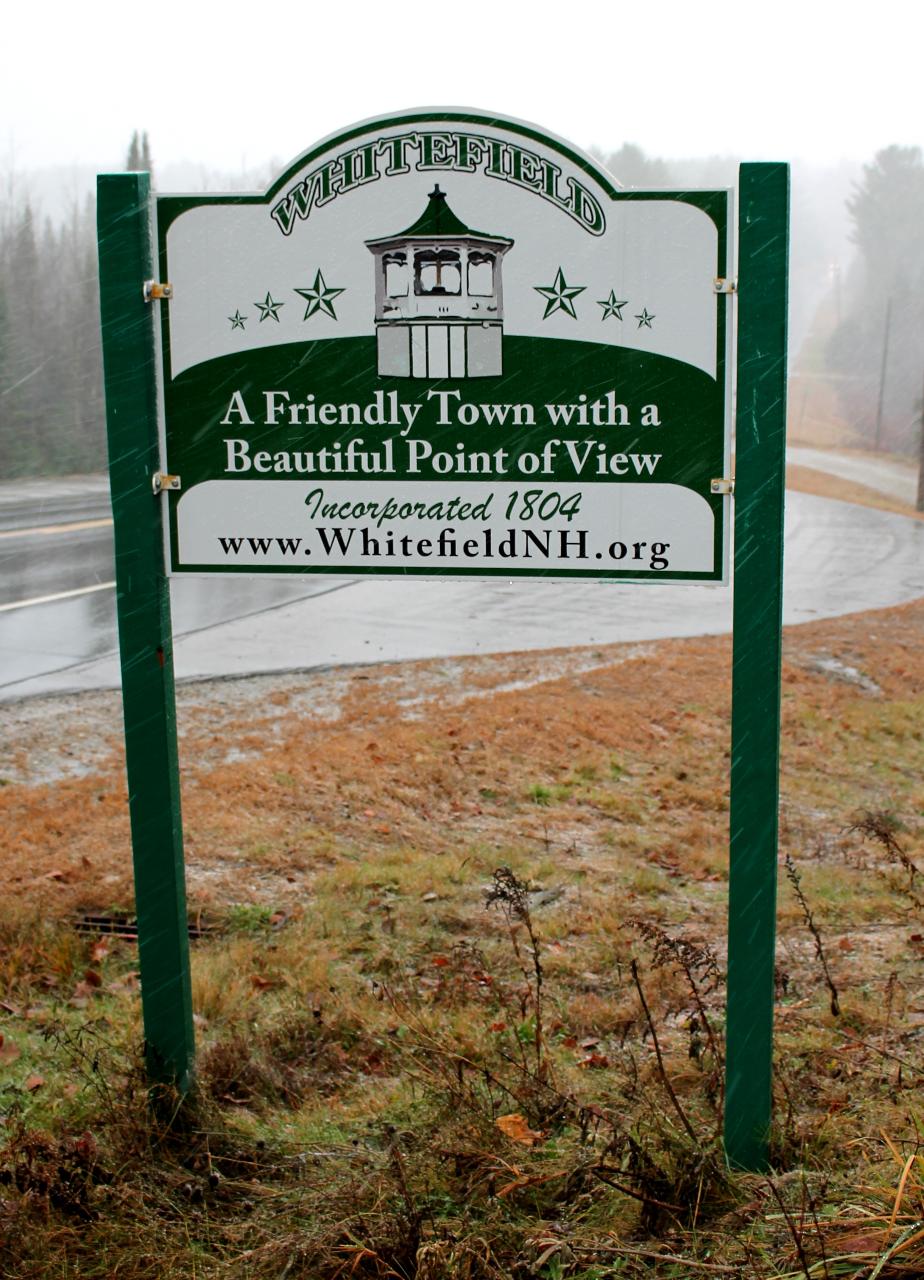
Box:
[365,186,513,378]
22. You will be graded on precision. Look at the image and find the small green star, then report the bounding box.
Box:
[597,291,628,321]
[534,267,586,320]
[254,292,284,323]
[294,269,345,321]
[228,309,247,331]
[635,308,655,329]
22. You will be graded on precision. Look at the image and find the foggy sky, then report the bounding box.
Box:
[2,0,919,177]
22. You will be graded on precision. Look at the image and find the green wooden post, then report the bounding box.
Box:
[724,162,790,1170]
[97,173,195,1092]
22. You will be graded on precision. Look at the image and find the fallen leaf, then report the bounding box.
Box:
[250,975,275,991]
[431,955,451,968]
[489,1021,507,1033]
[83,969,103,988]
[24,1074,45,1092]
[579,1052,610,1069]
[89,939,110,963]
[0,1035,20,1064]
[837,1234,883,1254]
[837,938,855,952]
[496,1113,544,1146]
[74,1132,97,1161]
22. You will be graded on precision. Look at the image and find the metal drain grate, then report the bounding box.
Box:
[72,913,218,941]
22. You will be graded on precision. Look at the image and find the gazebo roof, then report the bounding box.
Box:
[366,186,513,247]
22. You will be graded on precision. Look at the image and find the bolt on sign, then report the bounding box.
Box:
[154,111,733,582]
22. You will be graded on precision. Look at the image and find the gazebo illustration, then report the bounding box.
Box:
[365,186,513,379]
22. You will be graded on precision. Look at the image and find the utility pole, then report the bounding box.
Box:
[874,297,892,451]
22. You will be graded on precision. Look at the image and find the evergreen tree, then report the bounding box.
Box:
[126,130,154,185]
[847,146,924,289]
[601,143,674,189]
[0,204,46,474]
[0,280,9,475]
[827,146,924,451]
[0,192,106,477]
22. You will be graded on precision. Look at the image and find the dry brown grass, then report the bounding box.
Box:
[786,463,924,521]
[1,598,923,1275]
[4,598,923,926]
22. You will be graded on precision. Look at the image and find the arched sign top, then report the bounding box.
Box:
[260,108,625,207]
[262,109,613,241]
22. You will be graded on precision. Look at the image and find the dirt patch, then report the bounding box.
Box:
[786,462,924,521]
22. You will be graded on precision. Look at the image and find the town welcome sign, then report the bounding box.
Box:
[97,109,788,1172]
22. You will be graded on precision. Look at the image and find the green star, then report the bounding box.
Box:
[635,308,655,329]
[228,309,247,331]
[294,269,346,321]
[534,267,586,320]
[597,291,628,321]
[254,292,284,323]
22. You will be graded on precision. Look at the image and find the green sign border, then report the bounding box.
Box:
[154,110,731,585]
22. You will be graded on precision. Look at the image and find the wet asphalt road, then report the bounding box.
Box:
[1,471,923,702]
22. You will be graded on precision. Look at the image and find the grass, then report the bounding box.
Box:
[0,598,923,1274]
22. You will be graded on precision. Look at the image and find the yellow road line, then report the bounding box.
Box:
[0,517,113,539]
[0,581,116,613]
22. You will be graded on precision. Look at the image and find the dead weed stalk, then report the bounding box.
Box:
[485,867,546,1082]
[849,809,923,907]
[784,852,840,1017]
[630,958,698,1144]
[631,918,724,1116]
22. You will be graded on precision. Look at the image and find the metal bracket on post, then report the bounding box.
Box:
[143,280,173,302]
[710,477,735,496]
[152,473,181,495]
[714,277,737,294]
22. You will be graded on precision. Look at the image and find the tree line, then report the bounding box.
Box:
[0,134,152,478]
[0,194,105,477]
[0,138,921,480]
[825,145,924,452]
